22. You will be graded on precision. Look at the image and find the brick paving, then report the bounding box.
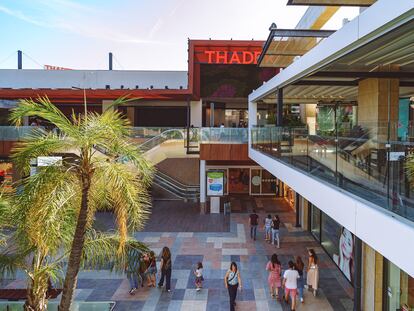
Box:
[2,197,353,310]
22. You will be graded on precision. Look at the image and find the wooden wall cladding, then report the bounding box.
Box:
[0,141,16,157]
[200,144,249,161]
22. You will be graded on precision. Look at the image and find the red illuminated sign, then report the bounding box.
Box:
[204,50,262,64]
[44,64,72,70]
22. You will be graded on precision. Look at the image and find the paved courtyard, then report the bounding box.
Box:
[1,197,353,311]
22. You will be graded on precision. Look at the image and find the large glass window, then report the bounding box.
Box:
[310,205,320,241]
[261,170,277,194]
[228,168,249,194]
[250,169,261,194]
[386,261,414,310]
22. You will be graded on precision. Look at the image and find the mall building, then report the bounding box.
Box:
[0,0,413,310]
[249,0,414,310]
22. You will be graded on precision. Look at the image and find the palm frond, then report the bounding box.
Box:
[12,165,80,253]
[0,247,31,279]
[11,129,73,175]
[94,161,152,235]
[9,97,78,136]
[96,138,155,186]
[80,230,148,272]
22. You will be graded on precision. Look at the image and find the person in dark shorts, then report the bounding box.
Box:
[249,210,259,240]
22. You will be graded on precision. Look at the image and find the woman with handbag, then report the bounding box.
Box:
[224,262,242,311]
[306,249,319,297]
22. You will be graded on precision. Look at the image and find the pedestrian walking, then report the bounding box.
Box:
[158,247,172,292]
[264,214,272,242]
[266,253,282,299]
[271,215,281,248]
[140,253,150,287]
[249,209,259,240]
[194,262,204,291]
[125,248,141,295]
[224,262,242,311]
[145,251,157,287]
[295,256,305,303]
[306,249,319,297]
[283,260,299,311]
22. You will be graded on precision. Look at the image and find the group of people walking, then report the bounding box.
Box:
[126,211,319,311]
[249,210,281,247]
[223,250,319,311]
[126,247,172,294]
[248,210,320,310]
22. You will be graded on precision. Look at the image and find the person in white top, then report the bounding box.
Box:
[194,262,204,291]
[263,214,272,242]
[283,261,300,311]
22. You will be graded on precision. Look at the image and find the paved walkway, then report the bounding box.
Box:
[2,198,353,311]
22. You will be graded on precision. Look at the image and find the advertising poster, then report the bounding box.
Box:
[333,227,355,282]
[207,171,224,196]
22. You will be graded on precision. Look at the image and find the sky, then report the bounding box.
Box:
[0,0,359,71]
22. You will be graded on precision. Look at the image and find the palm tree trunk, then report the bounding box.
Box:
[24,276,48,311]
[58,175,91,311]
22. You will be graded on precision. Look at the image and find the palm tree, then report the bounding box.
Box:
[0,186,148,311]
[9,96,154,311]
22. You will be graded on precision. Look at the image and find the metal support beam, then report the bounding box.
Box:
[312,71,414,79]
[293,80,358,86]
[210,102,215,127]
[108,52,113,71]
[277,88,283,126]
[17,50,22,70]
[287,0,375,6]
[295,192,301,227]
[353,237,363,311]
[268,28,335,38]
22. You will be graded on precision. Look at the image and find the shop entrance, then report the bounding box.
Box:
[205,165,278,196]
[228,168,249,194]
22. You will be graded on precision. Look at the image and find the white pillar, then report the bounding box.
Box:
[248,98,257,154]
[190,100,202,127]
[200,160,206,204]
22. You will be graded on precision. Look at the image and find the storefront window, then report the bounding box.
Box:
[228,168,249,194]
[250,169,261,194]
[261,170,277,194]
[311,205,320,241]
[386,261,414,311]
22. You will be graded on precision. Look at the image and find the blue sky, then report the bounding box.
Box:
[0,0,359,70]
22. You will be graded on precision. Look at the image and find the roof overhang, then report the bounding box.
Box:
[287,0,376,6]
[0,88,192,104]
[258,28,335,67]
[249,0,414,103]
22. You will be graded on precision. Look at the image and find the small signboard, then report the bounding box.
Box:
[207,171,224,196]
[389,152,405,161]
[37,156,63,167]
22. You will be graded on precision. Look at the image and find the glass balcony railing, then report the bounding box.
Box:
[200,127,248,144]
[251,126,414,223]
[0,126,43,141]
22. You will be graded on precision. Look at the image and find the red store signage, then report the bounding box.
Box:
[204,50,262,65]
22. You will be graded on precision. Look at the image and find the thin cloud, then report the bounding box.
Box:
[0,3,165,45]
[0,5,50,28]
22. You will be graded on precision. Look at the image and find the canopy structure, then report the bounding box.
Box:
[287,0,376,6]
[258,26,335,68]
[258,6,339,68]
[260,19,414,104]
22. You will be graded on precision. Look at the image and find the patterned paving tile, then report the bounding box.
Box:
[2,197,354,311]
